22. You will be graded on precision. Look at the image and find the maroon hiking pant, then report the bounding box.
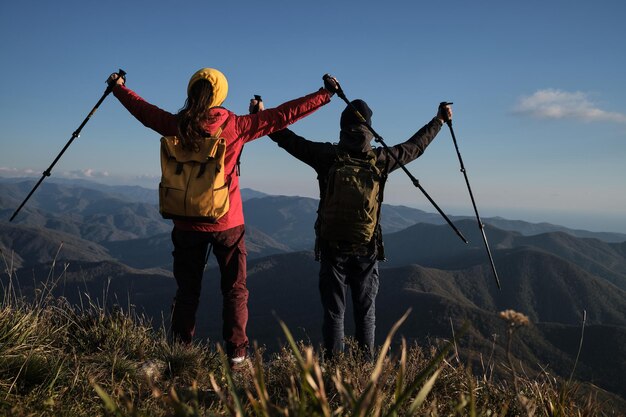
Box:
[170,225,249,358]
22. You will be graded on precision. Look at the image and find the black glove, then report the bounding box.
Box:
[323,74,340,96]
[438,101,453,123]
[106,69,127,88]
[249,95,263,114]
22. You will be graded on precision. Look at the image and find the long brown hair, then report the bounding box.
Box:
[177,79,214,150]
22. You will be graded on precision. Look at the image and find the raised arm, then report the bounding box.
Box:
[236,90,329,143]
[268,128,335,172]
[380,104,451,172]
[111,84,178,136]
[235,75,340,143]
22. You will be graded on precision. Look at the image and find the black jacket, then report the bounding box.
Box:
[268,117,443,257]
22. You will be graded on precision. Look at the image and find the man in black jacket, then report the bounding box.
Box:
[268,100,452,360]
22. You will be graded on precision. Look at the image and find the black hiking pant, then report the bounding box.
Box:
[319,249,379,360]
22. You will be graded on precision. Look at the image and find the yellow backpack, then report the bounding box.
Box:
[158,125,230,221]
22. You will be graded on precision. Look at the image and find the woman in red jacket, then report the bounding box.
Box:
[107,68,338,366]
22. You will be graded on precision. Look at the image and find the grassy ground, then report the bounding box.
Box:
[0,266,622,416]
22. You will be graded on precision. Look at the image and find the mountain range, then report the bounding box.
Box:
[1,177,625,400]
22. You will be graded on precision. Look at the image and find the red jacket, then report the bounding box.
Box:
[112,84,331,232]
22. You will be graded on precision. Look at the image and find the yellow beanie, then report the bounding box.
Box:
[187,68,228,107]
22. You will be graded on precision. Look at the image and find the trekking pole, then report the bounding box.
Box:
[9,69,126,222]
[328,76,468,244]
[440,102,501,289]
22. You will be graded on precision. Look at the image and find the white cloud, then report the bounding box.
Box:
[0,167,158,188]
[0,167,110,179]
[0,167,37,177]
[63,169,110,179]
[514,89,626,123]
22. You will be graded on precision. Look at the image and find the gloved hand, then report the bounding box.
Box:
[323,74,340,96]
[249,95,264,114]
[106,72,126,88]
[438,102,453,124]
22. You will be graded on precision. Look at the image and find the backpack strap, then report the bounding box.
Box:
[374,151,390,260]
[210,121,243,178]
[315,146,342,261]
[209,121,237,177]
[234,150,243,176]
[196,122,226,179]
[212,124,225,138]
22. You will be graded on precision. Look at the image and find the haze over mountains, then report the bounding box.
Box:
[1,178,626,400]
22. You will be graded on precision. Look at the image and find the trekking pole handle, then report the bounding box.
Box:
[249,95,263,114]
[439,101,453,125]
[253,95,263,112]
[106,69,127,92]
[323,73,344,97]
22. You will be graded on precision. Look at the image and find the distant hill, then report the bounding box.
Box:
[483,216,626,244]
[241,188,269,201]
[0,223,113,269]
[6,260,174,320]
[2,177,626,399]
[3,179,624,250]
[102,226,291,269]
[383,249,626,326]
[1,180,170,242]
[382,220,626,291]
[242,195,319,250]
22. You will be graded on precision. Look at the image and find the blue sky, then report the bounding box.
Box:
[1,1,625,233]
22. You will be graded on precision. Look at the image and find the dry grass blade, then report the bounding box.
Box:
[209,373,230,411]
[279,319,334,416]
[568,310,586,386]
[249,348,272,414]
[394,338,407,403]
[92,380,123,416]
[333,368,356,408]
[278,319,306,369]
[383,321,468,417]
[349,310,410,417]
[371,309,411,383]
[407,367,442,415]
[216,346,245,417]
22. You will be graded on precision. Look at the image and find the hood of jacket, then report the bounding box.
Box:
[338,99,373,152]
[187,68,229,108]
[199,107,231,134]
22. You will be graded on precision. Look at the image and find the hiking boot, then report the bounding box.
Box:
[228,355,250,372]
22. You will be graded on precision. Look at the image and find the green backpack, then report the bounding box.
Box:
[319,150,384,247]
